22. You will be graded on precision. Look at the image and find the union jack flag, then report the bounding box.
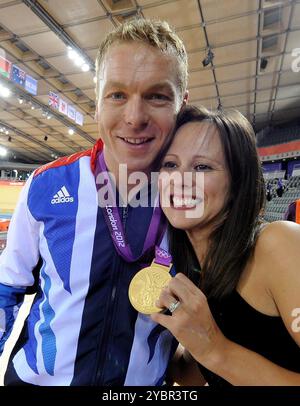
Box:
[48,91,59,110]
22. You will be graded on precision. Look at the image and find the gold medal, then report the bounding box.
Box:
[128,261,172,314]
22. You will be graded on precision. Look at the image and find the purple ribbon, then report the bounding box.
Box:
[154,246,172,267]
[95,152,166,263]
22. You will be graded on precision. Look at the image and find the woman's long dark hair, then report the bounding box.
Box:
[162,105,266,301]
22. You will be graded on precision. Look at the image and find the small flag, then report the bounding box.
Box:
[59,98,68,115]
[25,75,38,95]
[11,64,26,86]
[48,91,59,110]
[68,105,76,121]
[75,111,84,126]
[0,56,12,79]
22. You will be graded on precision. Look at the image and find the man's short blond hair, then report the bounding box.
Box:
[95,18,188,100]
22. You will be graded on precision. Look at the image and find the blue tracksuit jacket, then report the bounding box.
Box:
[0,141,175,385]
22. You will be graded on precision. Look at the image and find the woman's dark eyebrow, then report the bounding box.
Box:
[193,155,222,165]
[164,153,222,166]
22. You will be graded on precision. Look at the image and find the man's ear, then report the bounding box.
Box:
[94,104,98,121]
[182,90,189,108]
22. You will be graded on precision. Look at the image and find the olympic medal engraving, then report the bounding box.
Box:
[129,265,171,314]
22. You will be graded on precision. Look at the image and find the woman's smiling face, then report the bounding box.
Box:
[159,121,230,231]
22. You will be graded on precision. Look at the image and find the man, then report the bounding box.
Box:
[276,178,284,197]
[0,18,188,385]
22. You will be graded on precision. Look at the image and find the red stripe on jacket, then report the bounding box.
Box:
[34,139,103,177]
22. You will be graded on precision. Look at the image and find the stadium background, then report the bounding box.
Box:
[0,0,299,384]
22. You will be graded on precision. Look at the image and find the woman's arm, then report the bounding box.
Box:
[151,221,300,385]
[167,345,207,386]
[200,336,300,386]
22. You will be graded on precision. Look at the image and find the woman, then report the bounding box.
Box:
[152,105,300,386]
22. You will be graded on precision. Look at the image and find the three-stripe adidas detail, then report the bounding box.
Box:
[51,186,74,204]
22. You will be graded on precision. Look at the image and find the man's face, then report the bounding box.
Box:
[96,42,187,175]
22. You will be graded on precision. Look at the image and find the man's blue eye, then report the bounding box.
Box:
[111,93,125,99]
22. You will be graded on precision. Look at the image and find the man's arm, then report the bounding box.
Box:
[0,175,40,354]
[0,284,27,354]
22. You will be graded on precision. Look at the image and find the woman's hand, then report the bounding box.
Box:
[151,273,228,368]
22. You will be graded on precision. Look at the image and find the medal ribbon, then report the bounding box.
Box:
[154,246,172,267]
[95,152,166,262]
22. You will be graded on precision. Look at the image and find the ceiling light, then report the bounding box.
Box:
[0,146,7,157]
[75,56,84,67]
[18,96,24,104]
[0,84,11,98]
[67,45,92,73]
[68,49,78,60]
[81,63,90,72]
[68,128,75,135]
[5,130,9,135]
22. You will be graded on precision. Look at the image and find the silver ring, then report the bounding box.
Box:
[168,300,180,314]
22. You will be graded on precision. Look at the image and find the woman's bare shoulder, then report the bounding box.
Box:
[255,220,300,294]
[256,221,300,257]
